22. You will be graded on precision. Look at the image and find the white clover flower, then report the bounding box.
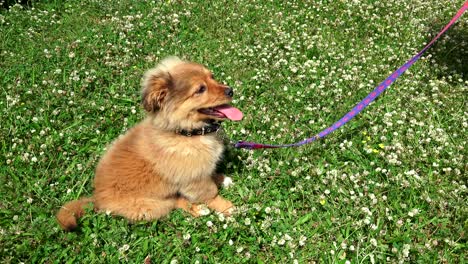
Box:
[361,207,372,216]
[299,235,307,246]
[402,244,410,257]
[408,208,419,217]
[222,177,234,188]
[206,221,213,227]
[364,218,371,225]
[118,244,130,253]
[216,212,225,222]
[183,233,191,240]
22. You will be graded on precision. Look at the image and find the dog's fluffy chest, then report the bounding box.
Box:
[146,131,224,183]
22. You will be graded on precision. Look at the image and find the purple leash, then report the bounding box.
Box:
[235,2,468,150]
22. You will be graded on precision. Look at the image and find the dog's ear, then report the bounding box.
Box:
[141,71,172,112]
[141,57,183,112]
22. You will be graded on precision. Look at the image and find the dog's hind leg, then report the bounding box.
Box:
[97,197,177,221]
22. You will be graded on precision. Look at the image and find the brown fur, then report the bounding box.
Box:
[57,57,235,231]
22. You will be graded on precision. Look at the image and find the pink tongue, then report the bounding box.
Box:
[214,105,243,121]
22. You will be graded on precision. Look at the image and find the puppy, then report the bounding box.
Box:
[56,57,243,231]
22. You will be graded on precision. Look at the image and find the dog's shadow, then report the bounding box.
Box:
[216,144,245,176]
[428,22,467,79]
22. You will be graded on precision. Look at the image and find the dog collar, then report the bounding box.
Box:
[175,121,221,137]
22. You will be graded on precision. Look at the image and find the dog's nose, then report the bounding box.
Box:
[224,87,234,98]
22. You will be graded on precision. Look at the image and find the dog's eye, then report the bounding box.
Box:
[196,85,207,94]
[210,73,214,79]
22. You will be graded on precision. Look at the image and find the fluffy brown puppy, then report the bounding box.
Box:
[56,57,243,231]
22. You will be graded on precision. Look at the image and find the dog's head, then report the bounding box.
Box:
[141,57,242,129]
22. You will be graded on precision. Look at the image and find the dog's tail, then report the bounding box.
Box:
[56,197,93,231]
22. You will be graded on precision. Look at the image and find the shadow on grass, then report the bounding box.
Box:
[428,22,467,79]
[216,144,246,176]
[1,0,32,9]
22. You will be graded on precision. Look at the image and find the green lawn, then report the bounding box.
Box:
[1,0,467,263]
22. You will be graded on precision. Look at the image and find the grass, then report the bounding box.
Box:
[1,0,467,263]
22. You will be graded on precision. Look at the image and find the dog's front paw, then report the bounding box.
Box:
[192,204,210,216]
[184,204,210,217]
[176,198,210,217]
[207,195,234,216]
[222,205,235,217]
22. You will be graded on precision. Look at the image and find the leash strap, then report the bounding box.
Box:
[235,1,468,150]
